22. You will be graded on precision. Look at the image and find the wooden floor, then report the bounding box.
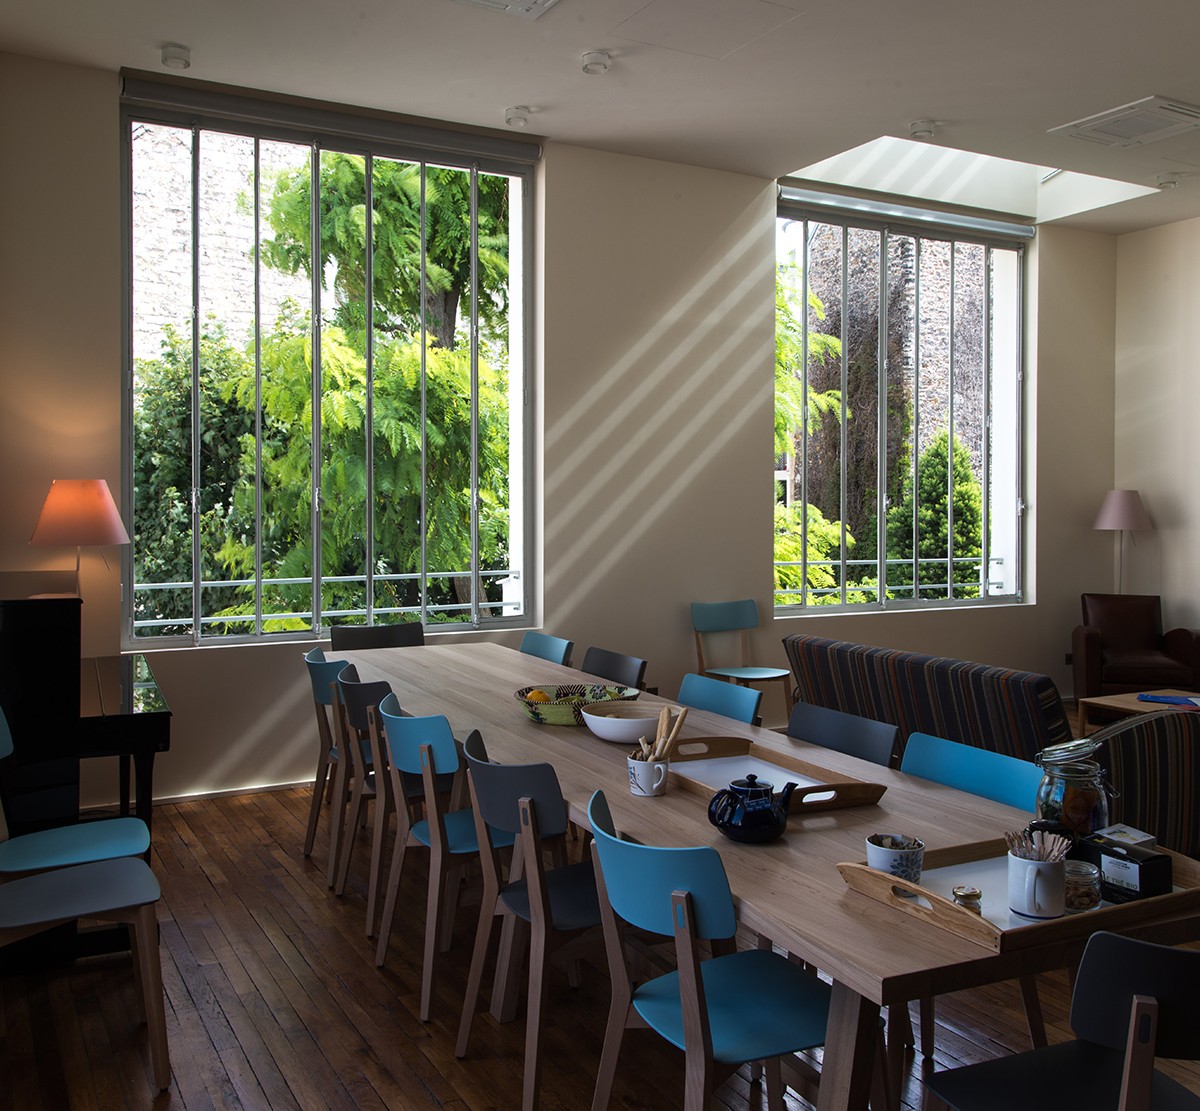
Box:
[3,786,1199,1110]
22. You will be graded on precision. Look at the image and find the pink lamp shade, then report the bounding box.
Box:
[1092,489,1153,533]
[30,479,130,547]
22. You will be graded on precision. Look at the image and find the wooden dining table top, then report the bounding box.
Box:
[338,640,1200,1110]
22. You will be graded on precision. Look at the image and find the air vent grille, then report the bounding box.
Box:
[452,0,562,18]
[1049,95,1200,148]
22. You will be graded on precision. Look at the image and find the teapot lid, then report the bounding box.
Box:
[731,773,774,792]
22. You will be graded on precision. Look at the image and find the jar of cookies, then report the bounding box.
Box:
[1035,738,1111,837]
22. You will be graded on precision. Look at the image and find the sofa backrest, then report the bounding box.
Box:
[782,634,1073,763]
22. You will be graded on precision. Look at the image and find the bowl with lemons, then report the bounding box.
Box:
[513,683,640,726]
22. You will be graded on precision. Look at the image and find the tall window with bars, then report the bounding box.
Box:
[774,200,1025,610]
[123,86,533,643]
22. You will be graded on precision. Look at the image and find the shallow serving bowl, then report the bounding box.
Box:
[581,702,680,745]
[514,684,639,726]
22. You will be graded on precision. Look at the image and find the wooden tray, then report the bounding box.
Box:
[666,736,887,813]
[838,838,1200,952]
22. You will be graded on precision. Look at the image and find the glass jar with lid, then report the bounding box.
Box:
[1035,737,1114,838]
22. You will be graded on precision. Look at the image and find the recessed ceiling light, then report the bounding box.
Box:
[909,119,935,140]
[1156,172,1182,189]
[505,106,530,128]
[161,43,191,70]
[581,50,611,76]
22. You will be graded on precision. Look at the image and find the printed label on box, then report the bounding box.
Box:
[1101,856,1140,893]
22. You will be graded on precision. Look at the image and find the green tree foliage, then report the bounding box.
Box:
[885,430,983,600]
[260,153,510,349]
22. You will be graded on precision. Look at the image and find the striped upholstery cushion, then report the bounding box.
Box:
[1092,709,1200,859]
[782,635,1073,763]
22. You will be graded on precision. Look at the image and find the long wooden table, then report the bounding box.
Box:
[340,642,1200,1111]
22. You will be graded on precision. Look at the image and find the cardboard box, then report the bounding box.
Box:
[1094,823,1156,849]
[1076,834,1173,904]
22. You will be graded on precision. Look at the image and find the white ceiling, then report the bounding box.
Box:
[6,0,1200,233]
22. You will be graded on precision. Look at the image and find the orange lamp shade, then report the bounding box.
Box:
[30,479,130,547]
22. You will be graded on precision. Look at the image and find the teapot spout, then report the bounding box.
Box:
[778,781,799,812]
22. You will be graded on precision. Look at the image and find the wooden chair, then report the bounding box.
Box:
[898,733,1047,1079]
[456,732,602,1109]
[372,701,510,1021]
[0,857,171,1091]
[587,789,890,1111]
[330,621,425,650]
[786,701,899,767]
[301,647,347,860]
[691,599,793,722]
[923,931,1200,1111]
[519,631,573,666]
[330,665,389,897]
[678,672,762,725]
[0,704,149,870]
[580,645,648,690]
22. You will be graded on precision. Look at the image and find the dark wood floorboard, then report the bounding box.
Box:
[3,786,1199,1109]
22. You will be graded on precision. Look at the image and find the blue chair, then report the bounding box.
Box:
[587,789,889,1111]
[677,672,762,725]
[924,932,1200,1111]
[372,700,510,1022]
[301,647,347,860]
[519,631,573,666]
[691,599,793,722]
[0,705,149,872]
[787,701,899,767]
[456,733,601,1110]
[900,731,1043,810]
[0,857,171,1090]
[897,732,1046,1074]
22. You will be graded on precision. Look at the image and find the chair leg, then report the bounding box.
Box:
[374,830,412,967]
[132,902,171,1091]
[333,786,365,896]
[365,786,393,937]
[522,923,550,1111]
[420,848,447,1022]
[591,1003,628,1110]
[455,899,500,1058]
[326,755,351,887]
[439,866,464,952]
[303,755,330,857]
[1019,974,1047,1048]
[764,1056,784,1111]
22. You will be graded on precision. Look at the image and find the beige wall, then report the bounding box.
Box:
[1115,217,1200,626]
[0,52,1140,805]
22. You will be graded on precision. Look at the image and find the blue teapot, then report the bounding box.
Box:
[707,773,798,844]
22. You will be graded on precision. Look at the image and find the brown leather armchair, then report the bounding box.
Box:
[1072,592,1200,700]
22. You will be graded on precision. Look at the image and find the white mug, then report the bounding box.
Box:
[1007,853,1065,919]
[628,756,669,797]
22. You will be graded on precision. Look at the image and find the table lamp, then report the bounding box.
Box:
[29,478,131,596]
[1092,488,1153,593]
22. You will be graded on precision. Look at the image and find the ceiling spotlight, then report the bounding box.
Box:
[161,43,191,70]
[581,50,611,76]
[504,105,530,128]
[910,119,936,140]
[1156,172,1181,189]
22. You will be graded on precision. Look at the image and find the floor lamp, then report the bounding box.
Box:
[1092,488,1153,594]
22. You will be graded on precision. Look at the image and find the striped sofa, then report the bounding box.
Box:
[781,634,1074,763]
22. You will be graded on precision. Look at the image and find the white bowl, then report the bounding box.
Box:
[581,702,679,745]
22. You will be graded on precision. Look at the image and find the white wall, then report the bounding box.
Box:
[1115,217,1200,626]
[0,52,1141,807]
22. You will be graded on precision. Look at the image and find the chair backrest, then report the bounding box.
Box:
[1071,932,1200,1059]
[376,702,460,778]
[900,731,1043,811]
[1081,592,1163,649]
[787,701,898,767]
[464,745,569,838]
[336,665,392,735]
[691,599,759,634]
[581,646,648,690]
[0,704,12,762]
[304,646,347,707]
[588,790,736,941]
[519,631,573,666]
[330,621,425,650]
[677,672,762,724]
[1090,709,1200,858]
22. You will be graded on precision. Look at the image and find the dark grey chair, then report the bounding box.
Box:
[580,645,648,690]
[455,733,602,1111]
[786,701,899,767]
[330,621,425,650]
[924,931,1200,1111]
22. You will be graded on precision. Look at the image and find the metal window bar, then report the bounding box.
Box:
[469,164,482,627]
[839,224,849,605]
[309,141,323,635]
[980,246,993,600]
[253,138,265,637]
[910,238,922,599]
[364,154,376,625]
[946,242,957,600]
[877,229,889,605]
[190,126,202,643]
[419,162,429,626]
[800,219,811,604]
